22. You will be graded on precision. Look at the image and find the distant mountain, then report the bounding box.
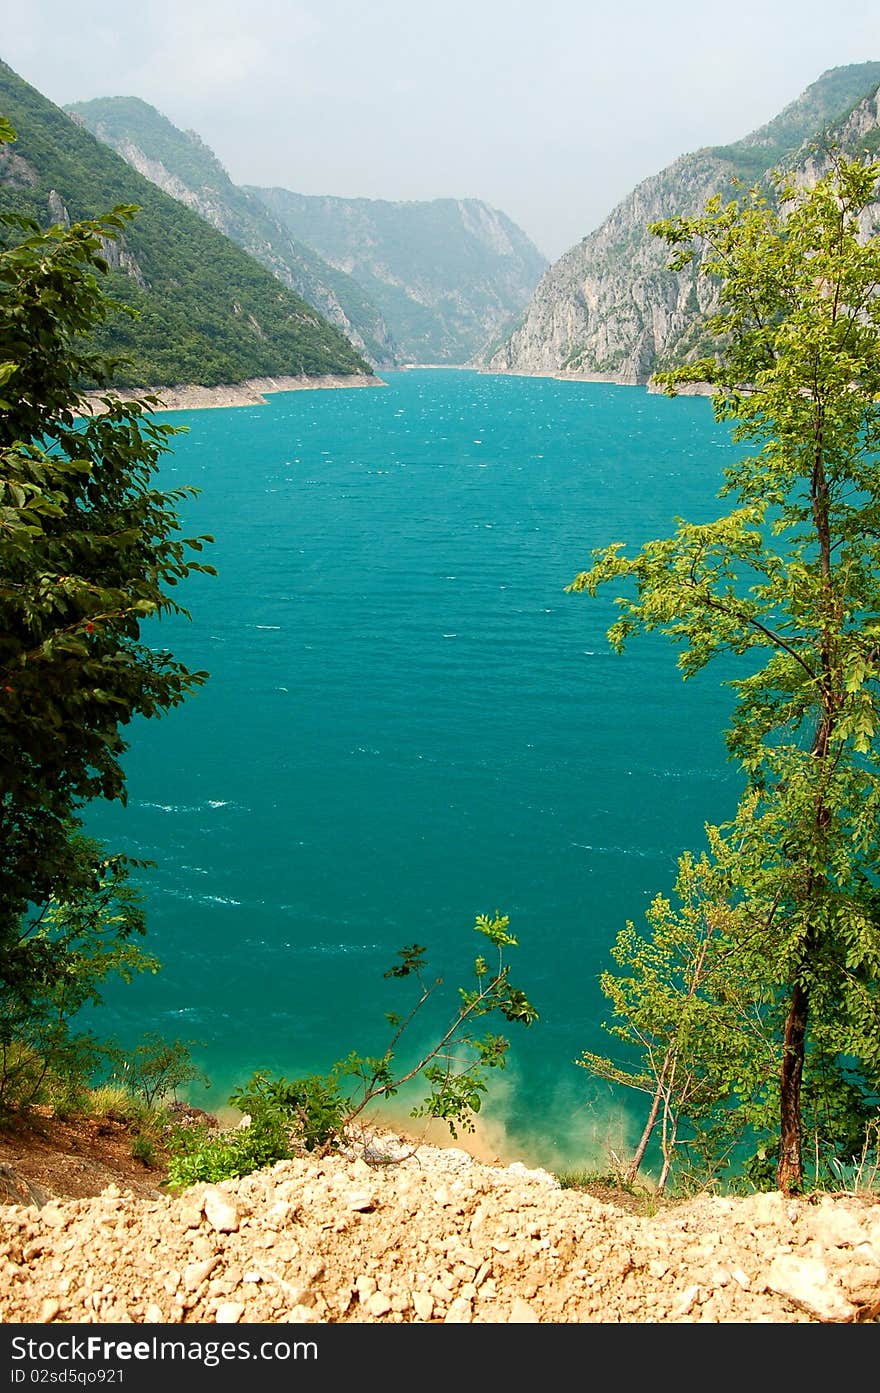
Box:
[66,95,398,367]
[250,187,548,364]
[0,60,372,390]
[66,92,547,367]
[483,62,880,385]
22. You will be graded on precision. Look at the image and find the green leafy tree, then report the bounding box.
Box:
[104,1032,209,1109]
[569,153,880,1192]
[0,833,161,1116]
[339,911,537,1139]
[577,815,771,1191]
[0,119,214,985]
[578,798,872,1193]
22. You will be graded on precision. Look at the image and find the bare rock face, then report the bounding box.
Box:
[1,1136,878,1324]
[241,188,549,366]
[485,150,728,384]
[484,67,880,387]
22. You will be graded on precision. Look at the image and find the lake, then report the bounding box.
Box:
[85,367,745,1173]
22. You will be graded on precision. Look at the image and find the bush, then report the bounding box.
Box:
[229,1071,348,1155]
[165,1114,292,1189]
[104,1034,209,1108]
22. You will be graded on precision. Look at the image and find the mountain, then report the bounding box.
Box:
[0,60,372,390]
[250,187,548,364]
[66,93,547,367]
[483,63,880,386]
[65,96,397,368]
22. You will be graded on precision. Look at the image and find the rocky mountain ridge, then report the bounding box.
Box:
[484,62,880,386]
[251,185,548,365]
[65,97,397,367]
[67,96,547,367]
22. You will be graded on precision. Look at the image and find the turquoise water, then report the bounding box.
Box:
[85,368,745,1171]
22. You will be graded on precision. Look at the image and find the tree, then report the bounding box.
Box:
[104,1032,209,1108]
[569,153,880,1193]
[0,118,214,995]
[576,813,771,1192]
[336,910,538,1139]
[576,798,869,1194]
[0,833,160,1117]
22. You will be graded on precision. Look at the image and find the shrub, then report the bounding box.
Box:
[165,1113,291,1189]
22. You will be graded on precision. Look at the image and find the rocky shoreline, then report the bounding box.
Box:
[475,364,715,396]
[81,372,385,415]
[82,368,714,415]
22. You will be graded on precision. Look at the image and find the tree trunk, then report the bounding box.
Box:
[773,410,831,1196]
[627,1055,669,1182]
[777,981,809,1192]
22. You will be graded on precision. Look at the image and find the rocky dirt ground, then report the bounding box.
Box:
[1,1110,879,1325]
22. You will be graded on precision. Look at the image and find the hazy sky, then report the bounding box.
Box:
[3,0,879,259]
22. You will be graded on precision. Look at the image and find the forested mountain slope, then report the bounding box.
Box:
[66,95,398,368]
[66,93,546,367]
[0,61,371,389]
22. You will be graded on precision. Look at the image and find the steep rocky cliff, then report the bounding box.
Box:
[250,187,547,364]
[66,97,397,368]
[484,63,880,385]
